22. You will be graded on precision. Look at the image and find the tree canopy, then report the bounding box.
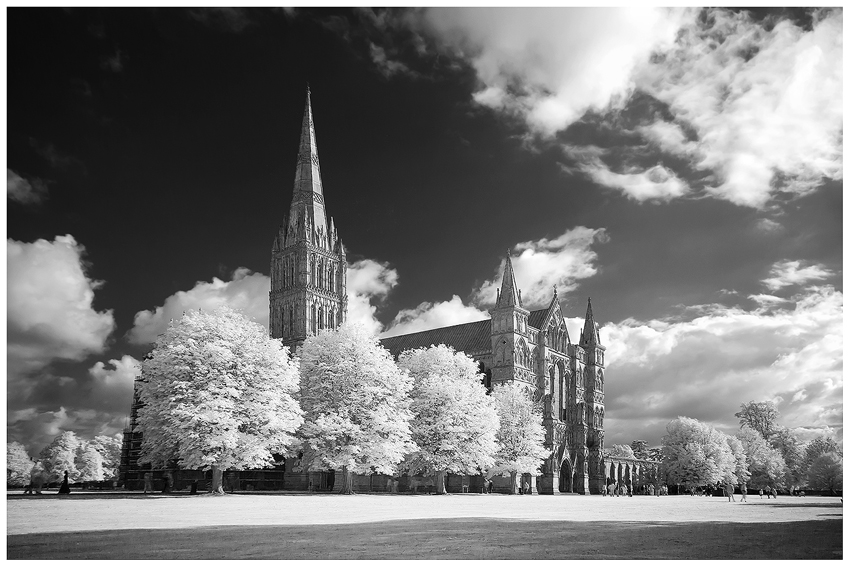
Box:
[398,345,499,494]
[661,417,740,489]
[735,401,779,440]
[807,452,842,494]
[489,381,548,493]
[137,307,304,493]
[299,322,414,494]
[39,431,81,483]
[737,426,785,488]
[7,442,33,487]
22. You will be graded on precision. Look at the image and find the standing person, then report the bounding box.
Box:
[771,486,778,499]
[740,483,747,502]
[58,471,71,494]
[725,481,736,502]
[759,488,763,499]
[522,479,530,495]
[143,472,154,494]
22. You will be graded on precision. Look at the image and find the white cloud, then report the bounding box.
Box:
[418,7,689,137]
[473,226,607,308]
[577,160,689,202]
[88,355,141,414]
[346,258,400,334]
[7,235,115,376]
[369,42,417,78]
[637,9,842,208]
[403,8,841,208]
[381,295,489,338]
[761,260,834,291]
[600,285,842,446]
[128,267,270,344]
[7,169,48,205]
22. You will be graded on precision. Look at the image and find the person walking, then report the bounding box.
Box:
[740,483,747,502]
[759,488,763,499]
[143,471,154,494]
[725,481,736,502]
[58,470,71,494]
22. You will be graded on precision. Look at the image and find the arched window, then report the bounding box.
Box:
[311,304,317,334]
[289,307,294,335]
[310,255,316,286]
[318,305,324,330]
[328,308,334,329]
[328,264,335,292]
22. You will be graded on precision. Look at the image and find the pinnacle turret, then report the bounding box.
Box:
[580,297,600,346]
[496,251,522,308]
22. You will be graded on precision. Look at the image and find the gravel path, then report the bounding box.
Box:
[7,492,841,535]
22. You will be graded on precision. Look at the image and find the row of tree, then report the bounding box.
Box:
[137,308,549,494]
[642,401,842,493]
[7,432,122,487]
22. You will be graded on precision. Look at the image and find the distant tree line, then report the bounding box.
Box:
[7,432,122,488]
[639,400,841,494]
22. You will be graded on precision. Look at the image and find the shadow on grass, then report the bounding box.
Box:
[7,519,842,560]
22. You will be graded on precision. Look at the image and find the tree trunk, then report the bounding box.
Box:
[510,471,518,494]
[210,465,225,495]
[435,470,447,495]
[339,466,354,494]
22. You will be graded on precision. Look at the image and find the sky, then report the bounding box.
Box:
[6,7,843,456]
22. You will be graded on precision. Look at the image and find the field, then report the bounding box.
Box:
[7,491,842,559]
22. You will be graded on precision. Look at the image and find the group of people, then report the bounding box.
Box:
[603,481,668,497]
[23,469,70,495]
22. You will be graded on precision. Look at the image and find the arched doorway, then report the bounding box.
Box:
[559,458,573,493]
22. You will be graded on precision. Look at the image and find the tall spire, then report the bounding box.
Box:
[293,86,323,197]
[580,297,599,346]
[496,251,522,308]
[285,87,329,247]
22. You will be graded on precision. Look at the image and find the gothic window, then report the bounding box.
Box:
[310,255,316,286]
[289,307,294,336]
[328,308,335,329]
[328,264,335,292]
[311,304,317,334]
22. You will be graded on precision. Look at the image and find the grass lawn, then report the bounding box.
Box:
[7,493,842,559]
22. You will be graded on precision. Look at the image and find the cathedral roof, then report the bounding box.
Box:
[580,297,601,347]
[380,319,492,359]
[527,308,549,330]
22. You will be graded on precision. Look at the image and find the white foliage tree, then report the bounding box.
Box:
[39,431,82,483]
[89,435,122,481]
[299,322,414,494]
[75,443,105,482]
[661,417,739,490]
[398,345,499,494]
[608,444,637,459]
[737,425,784,488]
[7,442,33,487]
[489,381,548,494]
[137,307,304,494]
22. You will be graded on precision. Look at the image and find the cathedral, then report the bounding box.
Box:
[121,89,618,495]
[269,89,607,495]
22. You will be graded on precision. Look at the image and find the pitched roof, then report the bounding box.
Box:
[380,319,492,359]
[528,308,549,330]
[496,253,522,308]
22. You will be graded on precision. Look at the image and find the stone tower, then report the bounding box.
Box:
[269,88,347,349]
[489,252,534,387]
[574,297,606,494]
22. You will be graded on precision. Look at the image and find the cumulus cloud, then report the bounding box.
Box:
[346,258,399,334]
[8,235,115,377]
[473,226,607,308]
[128,267,271,344]
[381,295,489,338]
[87,355,141,414]
[416,7,688,137]
[600,285,842,446]
[7,405,128,456]
[637,9,843,208]
[7,169,48,205]
[391,8,840,208]
[761,260,834,291]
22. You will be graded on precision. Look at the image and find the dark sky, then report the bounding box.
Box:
[6,7,843,454]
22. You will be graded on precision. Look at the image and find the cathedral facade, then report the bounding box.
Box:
[275,90,607,494]
[121,89,609,494]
